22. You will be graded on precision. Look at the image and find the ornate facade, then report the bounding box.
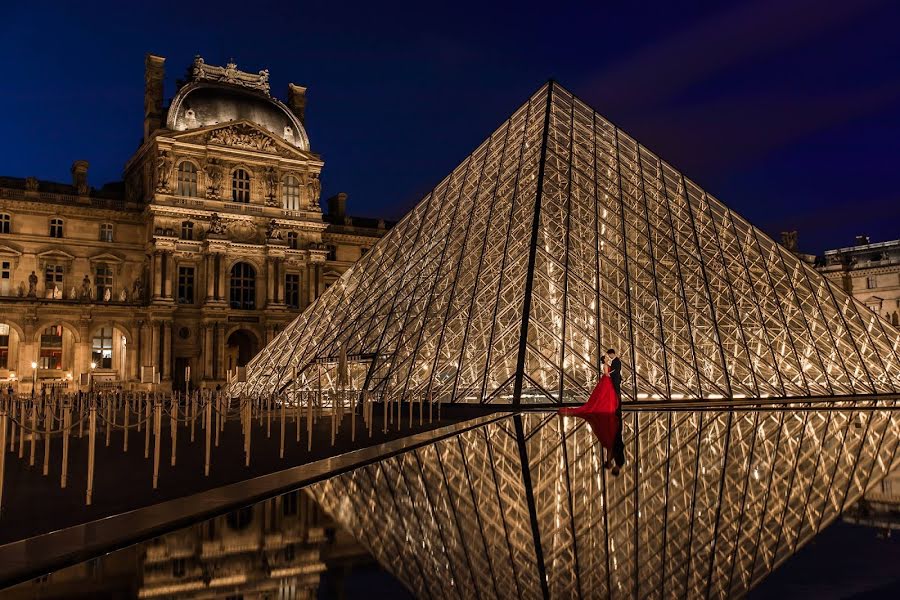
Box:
[0,55,389,392]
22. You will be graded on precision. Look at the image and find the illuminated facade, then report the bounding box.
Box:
[0,55,388,393]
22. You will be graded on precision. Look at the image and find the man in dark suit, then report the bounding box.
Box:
[607,349,626,474]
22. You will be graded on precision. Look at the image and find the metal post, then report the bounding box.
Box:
[86,397,96,505]
[204,397,211,477]
[61,400,71,488]
[152,395,162,489]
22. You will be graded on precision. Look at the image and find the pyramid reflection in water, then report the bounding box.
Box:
[310,405,899,599]
[244,82,900,404]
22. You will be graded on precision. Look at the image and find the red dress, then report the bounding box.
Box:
[559,374,619,452]
[559,374,618,416]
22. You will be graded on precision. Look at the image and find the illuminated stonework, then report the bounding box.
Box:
[309,404,900,599]
[243,82,900,403]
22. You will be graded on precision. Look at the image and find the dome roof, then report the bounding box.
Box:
[166,82,310,151]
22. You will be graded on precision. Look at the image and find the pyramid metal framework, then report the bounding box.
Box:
[243,82,900,404]
[309,403,900,599]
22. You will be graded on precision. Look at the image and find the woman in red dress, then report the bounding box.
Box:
[559,356,621,473]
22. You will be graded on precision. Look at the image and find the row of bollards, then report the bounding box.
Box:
[0,385,441,518]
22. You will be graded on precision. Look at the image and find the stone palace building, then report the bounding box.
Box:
[0,55,388,393]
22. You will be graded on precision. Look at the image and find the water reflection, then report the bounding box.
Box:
[3,405,897,599]
[2,491,377,599]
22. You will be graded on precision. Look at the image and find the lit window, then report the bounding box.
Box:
[867,276,877,289]
[95,264,113,299]
[92,326,113,369]
[45,265,64,292]
[287,231,299,250]
[49,218,64,238]
[181,221,194,240]
[232,169,251,203]
[285,273,300,309]
[39,325,63,369]
[282,175,301,210]
[229,262,256,309]
[0,323,9,369]
[178,266,195,304]
[176,162,198,197]
[0,213,10,234]
[100,223,114,242]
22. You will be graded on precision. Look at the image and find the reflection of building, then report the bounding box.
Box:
[0,55,389,393]
[138,491,327,598]
[3,491,368,598]
[817,236,900,536]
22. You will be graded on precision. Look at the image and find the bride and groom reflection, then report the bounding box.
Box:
[558,349,626,476]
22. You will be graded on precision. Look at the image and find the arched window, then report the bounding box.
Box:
[176,162,198,197]
[92,327,113,369]
[49,218,64,238]
[0,213,10,234]
[287,231,299,250]
[39,325,63,370]
[229,262,256,309]
[282,175,301,210]
[232,169,251,203]
[181,221,194,240]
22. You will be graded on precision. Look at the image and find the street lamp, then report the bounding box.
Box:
[90,361,97,396]
[31,360,37,398]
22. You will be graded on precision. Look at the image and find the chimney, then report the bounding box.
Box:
[855,235,870,246]
[144,54,166,140]
[328,193,347,219]
[71,160,89,195]
[287,83,307,124]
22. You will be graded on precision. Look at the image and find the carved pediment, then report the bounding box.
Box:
[171,121,305,158]
[0,243,23,268]
[0,242,23,257]
[35,248,75,273]
[37,248,76,262]
[88,251,125,264]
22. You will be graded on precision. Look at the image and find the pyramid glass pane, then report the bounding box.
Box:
[242,81,900,403]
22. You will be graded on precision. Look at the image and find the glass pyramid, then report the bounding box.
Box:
[243,82,900,404]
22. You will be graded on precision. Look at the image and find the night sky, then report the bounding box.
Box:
[2,1,899,254]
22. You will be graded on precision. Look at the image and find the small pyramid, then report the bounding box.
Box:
[244,82,900,403]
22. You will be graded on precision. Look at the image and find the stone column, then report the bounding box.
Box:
[126,337,139,381]
[162,321,172,380]
[205,255,215,302]
[273,259,281,304]
[152,252,162,299]
[266,259,275,305]
[218,256,227,301]
[150,321,160,379]
[217,324,226,380]
[202,325,213,379]
[167,253,176,300]
[306,265,315,306]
